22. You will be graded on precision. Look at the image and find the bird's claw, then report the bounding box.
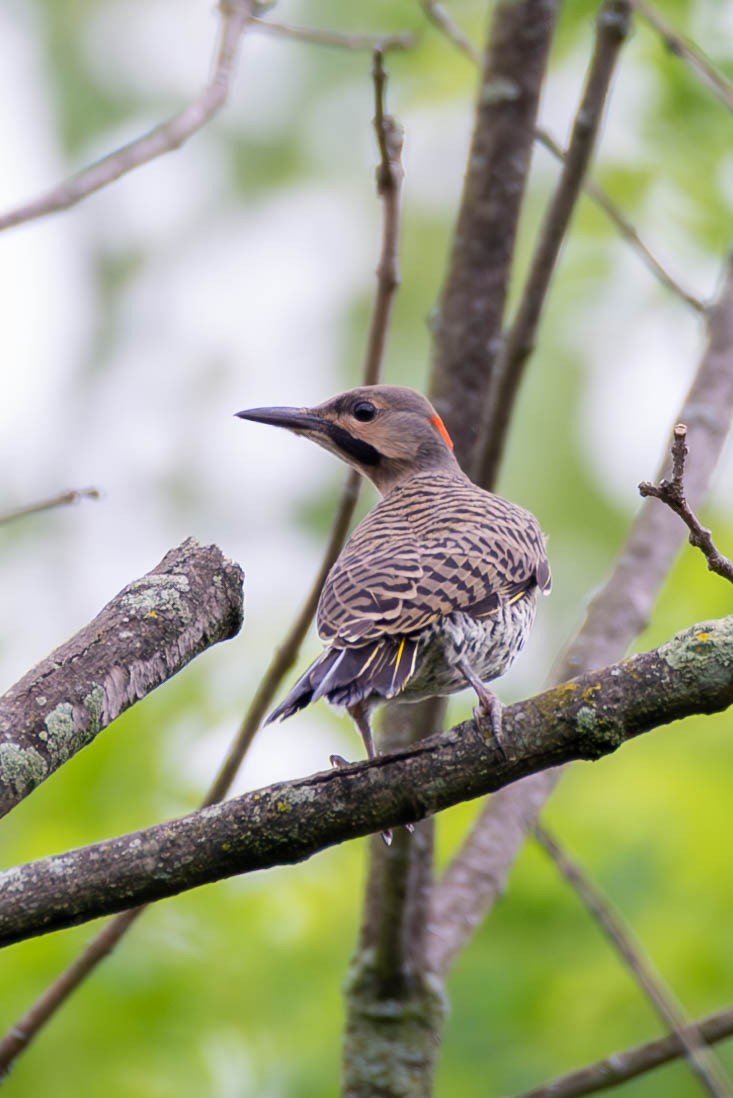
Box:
[329,753,350,769]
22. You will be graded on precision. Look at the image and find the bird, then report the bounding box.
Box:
[236,384,550,767]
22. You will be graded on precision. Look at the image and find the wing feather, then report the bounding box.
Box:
[317,472,550,646]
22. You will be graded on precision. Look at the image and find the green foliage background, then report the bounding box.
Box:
[1,1,733,1095]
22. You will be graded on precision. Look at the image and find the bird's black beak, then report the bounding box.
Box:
[235,406,329,436]
[236,404,382,469]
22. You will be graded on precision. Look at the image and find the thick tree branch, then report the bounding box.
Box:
[0,538,244,818]
[0,0,258,234]
[1,616,731,948]
[343,7,561,1092]
[429,0,560,472]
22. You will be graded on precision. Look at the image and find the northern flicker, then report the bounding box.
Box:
[237,385,550,763]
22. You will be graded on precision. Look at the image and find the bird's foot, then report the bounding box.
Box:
[329,753,350,768]
[472,686,506,757]
[381,829,393,847]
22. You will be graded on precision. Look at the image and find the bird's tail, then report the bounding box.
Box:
[266,636,420,723]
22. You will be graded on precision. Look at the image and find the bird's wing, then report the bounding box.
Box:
[317,476,550,646]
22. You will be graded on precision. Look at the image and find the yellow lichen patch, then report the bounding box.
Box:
[276,800,292,814]
[554,682,580,696]
[696,631,711,641]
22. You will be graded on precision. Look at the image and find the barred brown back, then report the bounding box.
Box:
[318,471,550,646]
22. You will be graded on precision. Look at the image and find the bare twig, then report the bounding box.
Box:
[417,0,480,62]
[0,487,101,524]
[204,468,360,804]
[0,0,257,234]
[633,0,733,113]
[427,253,733,975]
[640,424,733,583]
[417,0,705,314]
[1,614,733,946]
[0,47,405,1078]
[514,1004,733,1098]
[251,17,416,53]
[533,127,706,313]
[477,0,632,489]
[535,825,733,1098]
[363,50,405,386]
[0,908,143,1075]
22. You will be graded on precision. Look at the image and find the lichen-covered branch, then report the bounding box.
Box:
[1,615,731,948]
[0,538,244,818]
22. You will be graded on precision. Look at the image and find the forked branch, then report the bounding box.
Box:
[639,424,733,583]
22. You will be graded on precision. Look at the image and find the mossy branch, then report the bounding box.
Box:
[1,615,731,948]
[0,538,244,818]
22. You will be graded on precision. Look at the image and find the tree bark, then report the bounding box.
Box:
[1,615,730,948]
[0,538,244,818]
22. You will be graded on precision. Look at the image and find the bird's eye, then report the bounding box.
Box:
[352,401,377,423]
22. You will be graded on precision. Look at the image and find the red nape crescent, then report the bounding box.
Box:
[430,413,454,451]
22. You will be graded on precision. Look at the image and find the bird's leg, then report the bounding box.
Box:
[457,655,505,755]
[329,703,376,768]
[348,701,377,760]
[345,701,398,846]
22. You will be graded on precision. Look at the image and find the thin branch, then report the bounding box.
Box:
[533,127,706,313]
[640,423,733,583]
[0,538,243,818]
[0,48,406,1078]
[251,17,416,53]
[477,0,632,489]
[1,614,732,947]
[363,50,405,386]
[204,468,360,805]
[535,825,733,1098]
[417,0,480,63]
[427,252,733,975]
[0,487,101,525]
[417,0,705,314]
[0,0,257,234]
[633,0,733,114]
[0,908,143,1076]
[514,1004,733,1098]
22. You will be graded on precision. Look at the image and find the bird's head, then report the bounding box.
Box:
[236,385,459,494]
